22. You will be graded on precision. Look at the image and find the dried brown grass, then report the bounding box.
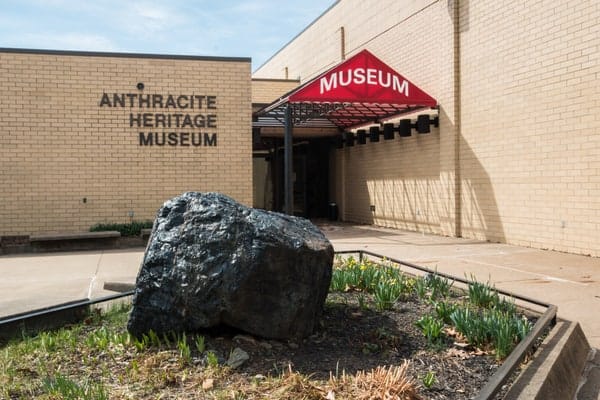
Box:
[249,362,420,400]
[327,361,421,400]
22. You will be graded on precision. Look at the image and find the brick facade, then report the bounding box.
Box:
[0,49,251,236]
[254,0,600,257]
[251,78,300,106]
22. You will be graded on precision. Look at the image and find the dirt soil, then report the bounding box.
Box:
[204,291,518,400]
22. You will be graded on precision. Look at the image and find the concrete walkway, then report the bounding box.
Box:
[0,249,143,317]
[1,223,599,348]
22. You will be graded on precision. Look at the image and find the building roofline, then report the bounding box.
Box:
[252,78,301,83]
[0,47,251,63]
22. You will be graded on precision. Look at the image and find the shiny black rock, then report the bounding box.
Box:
[127,192,334,339]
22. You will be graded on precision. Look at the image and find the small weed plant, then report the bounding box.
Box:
[206,351,219,368]
[421,370,437,389]
[195,334,206,354]
[177,333,192,365]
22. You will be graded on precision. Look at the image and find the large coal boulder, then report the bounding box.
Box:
[127,192,334,340]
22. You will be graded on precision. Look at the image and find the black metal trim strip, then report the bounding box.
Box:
[0,291,134,326]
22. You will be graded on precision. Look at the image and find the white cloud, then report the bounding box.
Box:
[132,3,174,25]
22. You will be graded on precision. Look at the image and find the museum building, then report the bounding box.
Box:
[1,0,599,257]
[0,49,252,237]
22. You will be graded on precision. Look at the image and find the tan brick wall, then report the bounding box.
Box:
[0,50,251,236]
[456,0,600,255]
[251,79,299,105]
[254,0,600,257]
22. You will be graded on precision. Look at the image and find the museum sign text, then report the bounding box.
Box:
[99,93,218,147]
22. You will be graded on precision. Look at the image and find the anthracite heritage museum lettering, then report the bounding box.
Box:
[99,92,218,147]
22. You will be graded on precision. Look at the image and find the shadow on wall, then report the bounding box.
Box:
[340,122,443,232]
[363,132,443,234]
[338,108,505,244]
[458,133,506,243]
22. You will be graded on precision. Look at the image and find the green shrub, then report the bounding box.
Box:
[90,220,153,237]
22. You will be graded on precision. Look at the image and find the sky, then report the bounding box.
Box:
[0,0,336,70]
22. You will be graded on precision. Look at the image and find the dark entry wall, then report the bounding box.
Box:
[267,138,331,218]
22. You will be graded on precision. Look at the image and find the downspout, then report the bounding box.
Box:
[453,0,462,237]
[340,26,346,61]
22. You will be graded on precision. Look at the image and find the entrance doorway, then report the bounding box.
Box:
[253,138,330,218]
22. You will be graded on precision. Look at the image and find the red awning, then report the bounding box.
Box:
[254,49,437,130]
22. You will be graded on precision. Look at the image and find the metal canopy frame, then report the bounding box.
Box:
[253,50,438,215]
[254,100,430,130]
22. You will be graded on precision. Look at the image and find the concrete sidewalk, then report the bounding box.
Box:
[0,249,143,317]
[1,223,599,349]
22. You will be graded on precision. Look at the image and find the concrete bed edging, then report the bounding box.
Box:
[503,320,591,399]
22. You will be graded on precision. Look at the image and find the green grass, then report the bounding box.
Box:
[0,302,219,399]
[43,374,109,400]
